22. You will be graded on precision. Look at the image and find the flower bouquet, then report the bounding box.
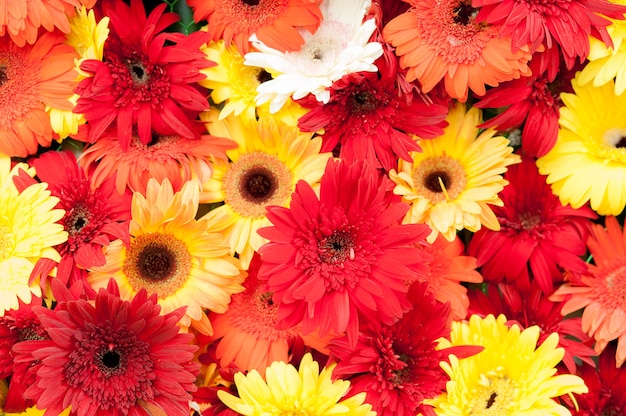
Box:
[1,0,626,414]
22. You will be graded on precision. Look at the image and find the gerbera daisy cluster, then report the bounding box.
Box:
[3,0,626,414]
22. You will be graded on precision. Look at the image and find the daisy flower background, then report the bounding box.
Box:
[1,0,626,414]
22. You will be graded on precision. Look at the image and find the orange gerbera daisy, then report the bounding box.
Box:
[0,32,78,157]
[413,234,483,320]
[0,0,81,47]
[188,0,323,54]
[551,216,626,366]
[382,0,532,101]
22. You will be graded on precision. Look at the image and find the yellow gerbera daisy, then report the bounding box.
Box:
[49,6,110,139]
[426,314,588,415]
[201,108,332,269]
[5,407,71,416]
[390,102,520,242]
[87,178,246,335]
[577,0,626,96]
[537,75,626,216]
[0,155,67,315]
[200,39,307,126]
[218,353,375,416]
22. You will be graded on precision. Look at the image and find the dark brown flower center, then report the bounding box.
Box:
[243,0,260,5]
[66,204,91,236]
[318,230,355,264]
[0,67,7,87]
[18,327,46,342]
[601,406,624,416]
[349,91,378,115]
[259,291,274,307]
[485,392,497,409]
[616,137,626,148]
[453,1,476,25]
[257,69,272,84]
[424,170,451,193]
[240,166,277,202]
[137,243,175,281]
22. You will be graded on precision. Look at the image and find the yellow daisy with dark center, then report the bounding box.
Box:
[88,178,246,335]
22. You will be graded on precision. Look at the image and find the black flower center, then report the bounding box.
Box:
[486,392,497,409]
[318,230,355,264]
[97,348,124,376]
[240,166,277,202]
[242,0,260,5]
[424,170,451,193]
[66,204,91,236]
[259,292,274,307]
[453,1,476,25]
[616,137,626,148]
[349,91,378,115]
[127,60,149,85]
[137,243,175,281]
[18,327,45,342]
[257,69,272,84]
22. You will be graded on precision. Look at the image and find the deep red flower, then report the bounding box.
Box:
[297,68,448,171]
[0,296,48,413]
[475,55,580,157]
[74,0,212,149]
[329,282,479,416]
[566,342,626,415]
[28,150,131,289]
[468,282,596,374]
[467,155,596,294]
[474,0,626,65]
[15,280,199,416]
[257,159,432,346]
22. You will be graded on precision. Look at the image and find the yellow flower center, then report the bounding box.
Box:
[223,151,293,219]
[468,371,518,416]
[412,156,468,203]
[0,221,14,261]
[123,233,192,297]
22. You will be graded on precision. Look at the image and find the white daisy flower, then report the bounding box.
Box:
[244,0,383,113]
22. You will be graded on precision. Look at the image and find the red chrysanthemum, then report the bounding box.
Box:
[25,150,132,289]
[297,68,448,171]
[474,54,580,157]
[15,280,199,416]
[187,0,323,54]
[0,296,48,413]
[329,282,480,416]
[74,0,213,149]
[468,282,596,374]
[257,159,432,346]
[467,156,596,294]
[474,0,626,65]
[567,343,626,415]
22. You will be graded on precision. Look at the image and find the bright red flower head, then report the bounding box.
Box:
[297,69,448,171]
[467,155,596,294]
[329,282,479,416]
[468,282,596,374]
[474,0,626,66]
[28,150,131,289]
[74,0,213,149]
[15,280,199,416]
[475,55,580,157]
[258,158,432,346]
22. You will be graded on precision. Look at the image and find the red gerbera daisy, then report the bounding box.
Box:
[74,0,213,149]
[0,296,47,413]
[474,0,626,65]
[467,156,596,294]
[15,280,199,416]
[25,150,132,289]
[257,159,432,346]
[297,67,448,171]
[468,282,596,374]
[187,0,323,54]
[474,54,580,157]
[329,282,480,416]
[567,342,626,415]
